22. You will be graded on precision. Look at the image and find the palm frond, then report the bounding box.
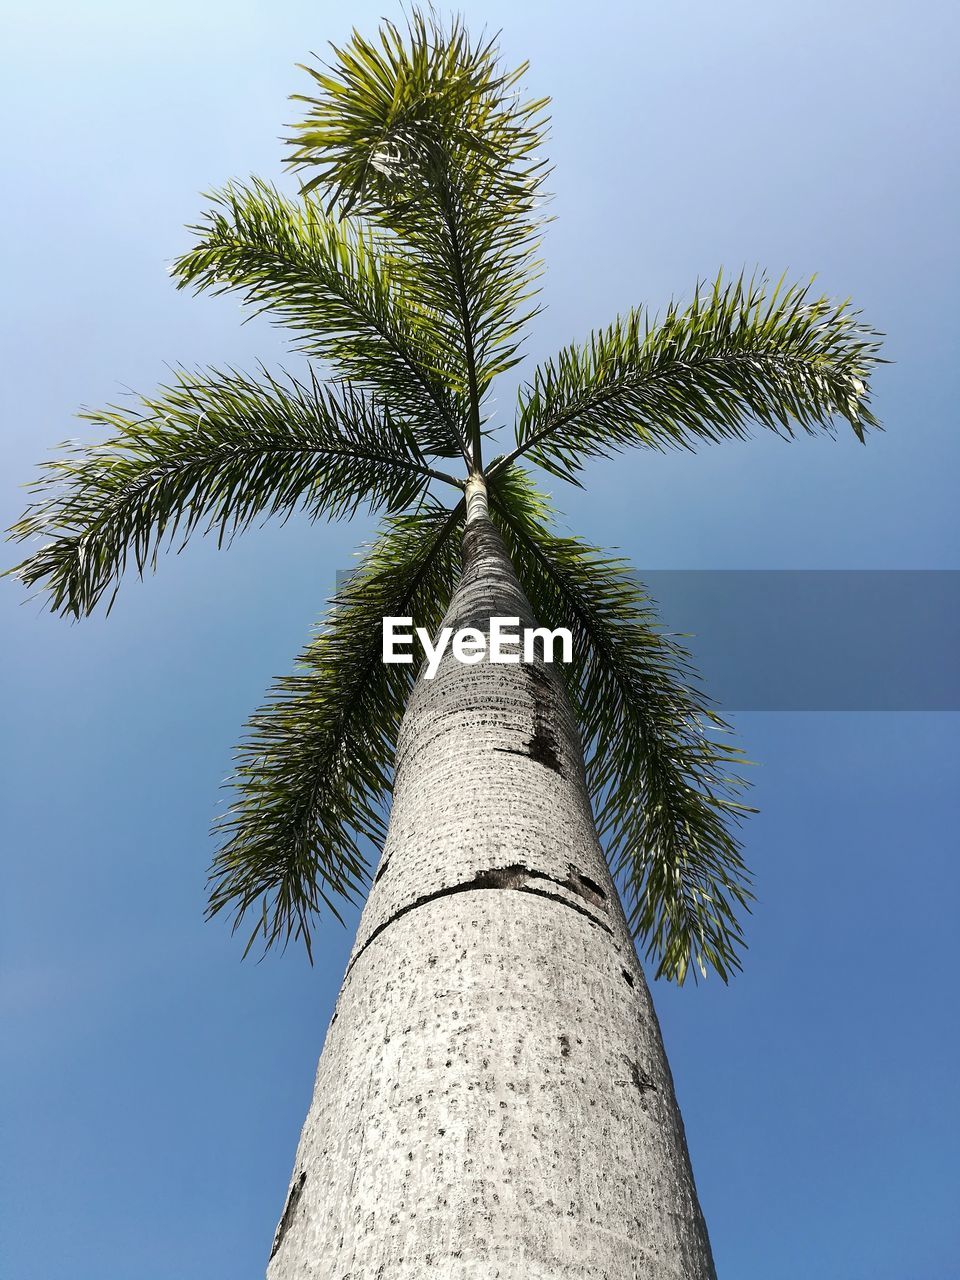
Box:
[172,178,468,459]
[497,273,884,484]
[7,366,445,617]
[489,465,754,984]
[286,10,551,458]
[207,499,464,958]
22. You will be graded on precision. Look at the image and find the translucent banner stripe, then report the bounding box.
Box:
[333,570,960,711]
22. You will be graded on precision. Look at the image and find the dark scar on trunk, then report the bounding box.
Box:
[526,721,563,773]
[568,866,607,905]
[493,661,563,774]
[527,661,563,773]
[494,732,562,774]
[373,855,391,884]
[343,864,613,979]
[269,1170,307,1260]
[624,1057,657,1095]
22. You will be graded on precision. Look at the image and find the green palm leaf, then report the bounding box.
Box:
[172,178,468,460]
[286,11,551,462]
[8,366,449,617]
[490,465,754,983]
[496,273,884,484]
[207,500,464,958]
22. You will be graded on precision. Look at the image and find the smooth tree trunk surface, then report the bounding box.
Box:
[266,479,716,1279]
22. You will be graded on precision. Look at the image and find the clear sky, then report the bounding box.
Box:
[2,2,958,1277]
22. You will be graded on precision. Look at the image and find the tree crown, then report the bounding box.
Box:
[7,10,883,983]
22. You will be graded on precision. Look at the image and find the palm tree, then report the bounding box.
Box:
[8,12,882,1278]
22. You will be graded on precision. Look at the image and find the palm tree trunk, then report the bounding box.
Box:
[266,476,716,1279]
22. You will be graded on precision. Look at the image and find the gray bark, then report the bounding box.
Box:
[267,477,716,1278]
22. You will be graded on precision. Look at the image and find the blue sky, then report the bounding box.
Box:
[2,2,958,1277]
